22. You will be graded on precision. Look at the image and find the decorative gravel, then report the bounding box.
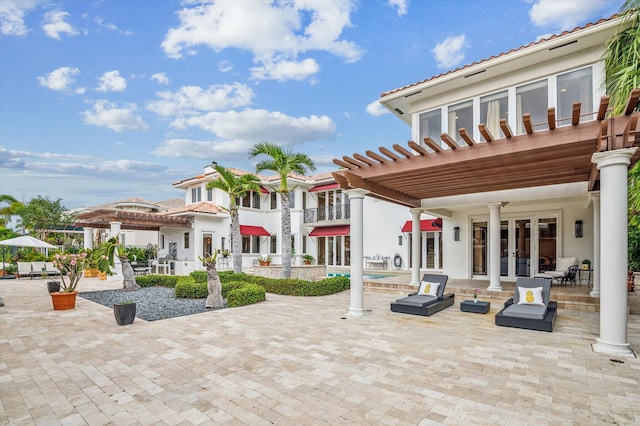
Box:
[79,287,219,321]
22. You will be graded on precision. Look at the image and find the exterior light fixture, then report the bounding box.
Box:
[454,226,460,241]
[398,235,403,246]
[575,220,583,238]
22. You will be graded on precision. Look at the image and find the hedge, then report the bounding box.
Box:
[226,284,266,307]
[135,274,179,288]
[189,270,207,283]
[174,276,208,298]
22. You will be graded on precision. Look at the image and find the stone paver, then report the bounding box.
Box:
[1,278,639,425]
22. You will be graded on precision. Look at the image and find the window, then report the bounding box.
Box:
[184,232,190,249]
[202,233,213,258]
[242,193,251,208]
[271,192,277,209]
[191,187,201,203]
[252,236,260,253]
[516,79,548,134]
[419,109,441,147]
[270,236,277,253]
[252,191,261,209]
[242,236,250,253]
[289,191,295,209]
[557,67,593,124]
[448,100,473,143]
[480,90,508,140]
[302,192,307,210]
[161,234,165,249]
[206,188,213,202]
[302,235,307,254]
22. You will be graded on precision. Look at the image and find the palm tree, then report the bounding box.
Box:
[603,0,640,269]
[0,194,24,229]
[249,142,316,278]
[206,165,261,274]
[603,0,639,115]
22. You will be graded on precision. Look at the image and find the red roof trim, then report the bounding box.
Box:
[239,225,270,236]
[309,183,339,192]
[401,218,443,232]
[309,225,350,237]
[259,186,270,194]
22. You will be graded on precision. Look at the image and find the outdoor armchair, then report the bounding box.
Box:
[534,257,578,285]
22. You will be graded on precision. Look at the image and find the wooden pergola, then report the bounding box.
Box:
[332,90,639,207]
[73,209,192,231]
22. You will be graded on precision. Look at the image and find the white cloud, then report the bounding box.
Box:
[218,60,233,73]
[529,0,611,30]
[250,58,320,81]
[42,10,78,40]
[173,109,335,144]
[388,0,408,16]
[82,100,149,132]
[151,72,170,85]
[366,100,390,117]
[161,0,363,82]
[147,83,255,117]
[431,34,466,69]
[37,66,80,91]
[96,70,127,92]
[0,0,40,36]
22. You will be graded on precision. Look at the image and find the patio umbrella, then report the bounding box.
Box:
[0,236,57,266]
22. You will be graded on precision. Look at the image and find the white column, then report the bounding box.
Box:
[83,228,93,250]
[346,189,368,318]
[108,222,123,282]
[410,208,421,285]
[590,192,601,298]
[487,202,502,291]
[592,148,637,357]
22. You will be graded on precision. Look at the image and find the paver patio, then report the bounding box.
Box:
[1,277,639,425]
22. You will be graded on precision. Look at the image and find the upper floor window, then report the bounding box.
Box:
[271,192,278,209]
[419,109,441,144]
[237,191,261,209]
[184,232,190,249]
[191,187,201,203]
[480,90,508,140]
[289,191,295,209]
[448,100,473,143]
[516,79,548,134]
[206,188,213,202]
[557,67,593,124]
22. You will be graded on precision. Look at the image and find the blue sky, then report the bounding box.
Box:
[0,0,621,209]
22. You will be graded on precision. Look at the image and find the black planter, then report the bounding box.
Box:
[47,281,60,293]
[114,303,136,326]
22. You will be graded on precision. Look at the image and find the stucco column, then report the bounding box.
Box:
[83,228,93,250]
[108,221,122,282]
[410,208,422,285]
[591,148,637,357]
[590,192,601,298]
[346,189,368,318]
[487,202,502,291]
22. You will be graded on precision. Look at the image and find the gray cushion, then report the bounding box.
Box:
[503,304,548,320]
[394,295,437,307]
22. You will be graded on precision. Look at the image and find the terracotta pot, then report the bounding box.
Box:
[51,291,77,310]
[259,261,270,266]
[84,269,98,278]
[98,271,107,280]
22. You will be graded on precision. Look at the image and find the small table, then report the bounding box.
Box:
[460,300,490,314]
[578,268,593,285]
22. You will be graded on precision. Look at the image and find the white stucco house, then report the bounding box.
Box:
[332,14,638,357]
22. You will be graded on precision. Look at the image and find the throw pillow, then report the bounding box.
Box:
[418,281,440,297]
[517,286,545,306]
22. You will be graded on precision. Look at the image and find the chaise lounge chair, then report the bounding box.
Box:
[495,277,557,332]
[534,256,578,286]
[390,274,454,316]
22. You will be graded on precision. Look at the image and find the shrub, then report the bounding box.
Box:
[218,271,249,283]
[221,280,247,298]
[175,276,208,298]
[247,275,350,296]
[227,284,266,307]
[189,270,208,283]
[135,274,179,288]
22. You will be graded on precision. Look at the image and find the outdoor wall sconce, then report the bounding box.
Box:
[575,220,583,238]
[398,235,403,246]
[454,226,460,241]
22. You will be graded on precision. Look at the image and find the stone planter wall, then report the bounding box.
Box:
[253,265,327,281]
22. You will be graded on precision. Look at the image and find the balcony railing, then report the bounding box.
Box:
[304,205,351,223]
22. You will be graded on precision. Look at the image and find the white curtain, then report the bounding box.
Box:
[516,93,523,134]
[448,110,456,141]
[487,100,501,138]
